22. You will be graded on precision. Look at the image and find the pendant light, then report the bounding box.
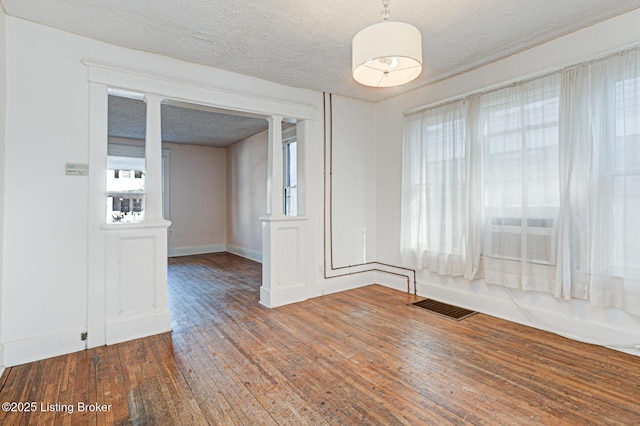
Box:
[352,0,423,88]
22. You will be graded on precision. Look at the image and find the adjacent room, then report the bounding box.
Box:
[0,0,640,424]
[107,94,272,261]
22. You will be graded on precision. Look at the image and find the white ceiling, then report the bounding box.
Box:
[5,1,640,146]
[4,0,640,103]
[108,96,269,146]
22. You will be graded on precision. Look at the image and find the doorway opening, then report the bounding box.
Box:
[88,63,314,348]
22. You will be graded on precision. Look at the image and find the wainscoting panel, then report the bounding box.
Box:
[104,225,171,345]
[118,236,156,313]
[260,216,308,307]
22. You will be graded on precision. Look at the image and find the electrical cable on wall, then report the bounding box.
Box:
[321,92,417,294]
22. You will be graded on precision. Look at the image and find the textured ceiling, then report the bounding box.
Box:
[108,96,268,146]
[6,1,640,145]
[3,0,640,103]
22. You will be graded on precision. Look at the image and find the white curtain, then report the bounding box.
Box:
[479,75,561,293]
[401,47,640,315]
[558,50,640,315]
[464,95,483,280]
[400,100,467,275]
[555,65,593,301]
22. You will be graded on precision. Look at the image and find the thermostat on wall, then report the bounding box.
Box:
[65,163,88,176]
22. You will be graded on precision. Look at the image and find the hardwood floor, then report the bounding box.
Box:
[1,252,639,425]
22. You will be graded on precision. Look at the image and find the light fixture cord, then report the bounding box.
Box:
[381,0,391,21]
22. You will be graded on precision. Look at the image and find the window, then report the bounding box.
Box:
[106,155,146,223]
[400,100,467,275]
[402,48,640,314]
[105,142,171,224]
[283,126,298,216]
[480,77,560,266]
[606,76,640,276]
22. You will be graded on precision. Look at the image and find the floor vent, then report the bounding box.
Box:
[411,299,477,321]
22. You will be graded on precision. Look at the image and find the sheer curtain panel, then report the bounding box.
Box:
[584,51,640,314]
[401,100,468,275]
[479,75,561,293]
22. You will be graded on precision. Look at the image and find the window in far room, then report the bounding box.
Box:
[105,142,171,224]
[106,148,146,223]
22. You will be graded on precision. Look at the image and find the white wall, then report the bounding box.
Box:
[3,17,91,362]
[307,94,382,297]
[329,96,377,267]
[226,130,267,263]
[165,142,227,256]
[375,8,640,354]
[0,16,344,365]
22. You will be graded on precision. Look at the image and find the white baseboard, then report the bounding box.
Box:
[375,273,640,357]
[226,244,262,263]
[3,327,86,367]
[168,244,226,258]
[2,311,172,366]
[312,270,377,298]
[260,284,308,308]
[260,269,379,307]
[106,309,172,346]
[374,270,412,293]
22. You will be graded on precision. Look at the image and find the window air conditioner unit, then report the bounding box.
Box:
[488,217,555,265]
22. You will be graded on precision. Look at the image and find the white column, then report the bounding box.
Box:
[260,115,309,308]
[87,82,109,348]
[266,115,284,216]
[144,94,165,222]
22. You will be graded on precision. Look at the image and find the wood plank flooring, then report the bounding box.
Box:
[0,252,639,425]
